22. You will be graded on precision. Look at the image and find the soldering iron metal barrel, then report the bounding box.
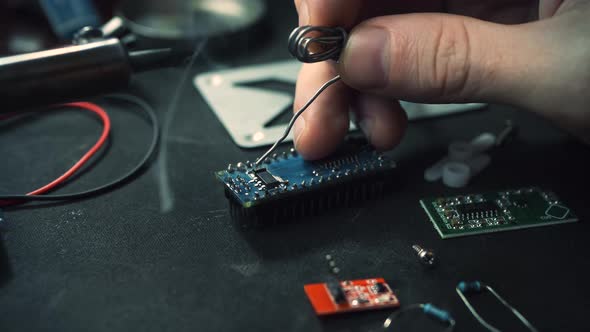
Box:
[0,39,132,111]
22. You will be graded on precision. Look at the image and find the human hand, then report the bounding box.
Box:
[293,0,590,159]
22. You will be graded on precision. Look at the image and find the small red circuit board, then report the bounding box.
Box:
[304,278,400,316]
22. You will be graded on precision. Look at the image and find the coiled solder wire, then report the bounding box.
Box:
[255,26,347,166]
[288,25,347,63]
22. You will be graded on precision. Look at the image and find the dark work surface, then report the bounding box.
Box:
[1,2,589,332]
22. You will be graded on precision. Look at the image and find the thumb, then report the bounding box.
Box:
[338,13,543,105]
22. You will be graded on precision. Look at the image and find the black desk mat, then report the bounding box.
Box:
[1,2,589,331]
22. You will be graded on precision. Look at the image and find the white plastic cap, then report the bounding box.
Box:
[442,162,471,188]
[424,157,449,182]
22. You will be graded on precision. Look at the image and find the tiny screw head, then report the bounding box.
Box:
[412,245,436,266]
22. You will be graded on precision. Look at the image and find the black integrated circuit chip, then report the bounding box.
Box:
[326,280,346,304]
[254,168,281,188]
[456,202,498,216]
[374,282,388,293]
[512,198,528,208]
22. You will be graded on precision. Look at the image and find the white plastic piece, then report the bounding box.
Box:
[424,157,449,182]
[466,154,491,176]
[448,141,474,161]
[442,162,471,188]
[470,132,497,153]
[425,133,494,184]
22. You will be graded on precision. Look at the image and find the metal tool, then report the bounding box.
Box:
[0,0,268,111]
[0,21,177,111]
[0,36,172,111]
[104,0,267,52]
[412,245,436,266]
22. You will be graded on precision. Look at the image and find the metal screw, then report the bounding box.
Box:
[412,245,436,266]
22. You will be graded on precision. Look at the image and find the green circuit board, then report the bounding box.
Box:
[420,187,578,239]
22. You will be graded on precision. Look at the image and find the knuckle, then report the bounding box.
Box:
[429,19,473,99]
[384,29,413,86]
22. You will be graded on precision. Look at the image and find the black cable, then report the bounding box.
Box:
[0,94,160,202]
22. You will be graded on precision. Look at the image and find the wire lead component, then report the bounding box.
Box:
[456,281,539,332]
[383,303,456,331]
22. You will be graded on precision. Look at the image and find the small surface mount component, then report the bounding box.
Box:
[420,187,578,239]
[215,140,396,225]
[304,278,400,316]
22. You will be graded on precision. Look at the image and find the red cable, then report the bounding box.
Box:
[1,102,111,205]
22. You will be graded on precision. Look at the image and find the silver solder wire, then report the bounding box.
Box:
[456,284,539,332]
[254,74,342,166]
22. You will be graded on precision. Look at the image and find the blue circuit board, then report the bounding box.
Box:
[215,147,396,208]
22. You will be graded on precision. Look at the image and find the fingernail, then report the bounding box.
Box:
[298,0,310,26]
[293,116,306,146]
[359,117,375,141]
[341,27,390,89]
